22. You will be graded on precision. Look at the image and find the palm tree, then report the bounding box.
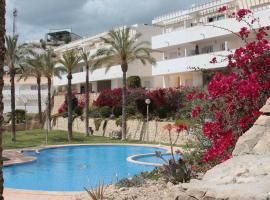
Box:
[5,35,21,142]
[0,0,5,198]
[94,28,156,140]
[81,49,95,136]
[58,50,81,141]
[42,49,64,130]
[21,51,44,123]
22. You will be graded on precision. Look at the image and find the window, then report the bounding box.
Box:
[177,48,181,57]
[208,14,225,22]
[220,42,226,51]
[41,85,47,90]
[217,14,225,21]
[3,85,11,90]
[201,45,213,54]
[143,81,151,89]
[208,17,214,22]
[30,85,38,90]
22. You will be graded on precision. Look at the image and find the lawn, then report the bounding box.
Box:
[3,129,153,149]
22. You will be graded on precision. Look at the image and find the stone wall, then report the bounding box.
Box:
[3,121,41,132]
[53,117,192,145]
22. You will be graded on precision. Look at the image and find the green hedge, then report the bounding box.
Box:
[127,76,141,88]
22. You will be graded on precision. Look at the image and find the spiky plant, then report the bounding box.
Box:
[84,182,106,200]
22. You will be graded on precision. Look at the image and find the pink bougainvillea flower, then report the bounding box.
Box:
[175,124,188,133]
[191,106,202,118]
[218,6,227,13]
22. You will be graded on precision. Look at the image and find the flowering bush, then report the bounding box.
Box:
[93,88,122,108]
[189,8,270,164]
[58,91,85,120]
[93,87,183,119]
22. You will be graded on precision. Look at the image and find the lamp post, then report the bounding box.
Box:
[45,99,49,144]
[145,98,151,141]
[145,98,151,123]
[24,102,27,130]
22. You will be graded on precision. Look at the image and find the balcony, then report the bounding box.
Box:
[54,65,123,86]
[152,51,230,76]
[152,8,270,50]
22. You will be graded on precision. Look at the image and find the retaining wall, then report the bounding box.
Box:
[53,117,192,145]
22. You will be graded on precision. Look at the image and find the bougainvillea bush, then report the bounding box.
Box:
[58,91,85,120]
[93,87,184,119]
[188,8,270,165]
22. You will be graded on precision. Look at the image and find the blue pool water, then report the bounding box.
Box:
[4,145,167,191]
[134,153,179,164]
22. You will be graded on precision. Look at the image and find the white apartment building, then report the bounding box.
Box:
[3,75,48,113]
[53,0,270,93]
[53,24,163,93]
[152,0,270,88]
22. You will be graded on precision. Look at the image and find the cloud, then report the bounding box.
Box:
[6,0,208,42]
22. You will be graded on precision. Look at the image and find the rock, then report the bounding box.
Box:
[118,187,128,192]
[166,181,174,189]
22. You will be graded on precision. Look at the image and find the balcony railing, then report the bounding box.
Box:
[152,50,231,76]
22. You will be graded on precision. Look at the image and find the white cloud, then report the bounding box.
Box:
[6,0,209,42]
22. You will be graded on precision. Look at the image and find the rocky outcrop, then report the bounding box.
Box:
[176,98,270,200]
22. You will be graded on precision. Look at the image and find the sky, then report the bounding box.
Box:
[6,0,209,42]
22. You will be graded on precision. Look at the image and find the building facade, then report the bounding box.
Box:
[151,0,270,88]
[52,0,270,93]
[53,24,163,94]
[3,75,48,113]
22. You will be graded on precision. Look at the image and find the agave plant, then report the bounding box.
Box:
[84,182,106,200]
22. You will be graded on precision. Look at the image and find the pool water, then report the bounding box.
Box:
[134,153,179,164]
[4,145,167,191]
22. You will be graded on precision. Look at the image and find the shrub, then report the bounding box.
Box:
[99,106,111,118]
[15,109,26,123]
[116,168,161,188]
[58,92,85,120]
[115,117,122,127]
[127,76,141,88]
[126,105,136,116]
[94,118,102,131]
[89,107,100,118]
[154,106,169,119]
[116,174,146,188]
[93,88,122,108]
[112,106,122,117]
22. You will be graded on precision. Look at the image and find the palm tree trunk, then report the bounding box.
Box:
[85,65,89,136]
[121,62,128,140]
[0,1,6,199]
[37,76,42,124]
[67,73,73,141]
[10,68,16,143]
[47,77,51,131]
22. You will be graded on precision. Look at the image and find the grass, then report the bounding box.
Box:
[3,129,155,149]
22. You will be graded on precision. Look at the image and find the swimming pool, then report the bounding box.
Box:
[4,145,167,191]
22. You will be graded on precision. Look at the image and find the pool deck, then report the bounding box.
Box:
[3,143,174,200]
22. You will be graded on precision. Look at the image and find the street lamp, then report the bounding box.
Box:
[145,98,151,141]
[45,99,49,144]
[24,102,27,130]
[145,98,151,123]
